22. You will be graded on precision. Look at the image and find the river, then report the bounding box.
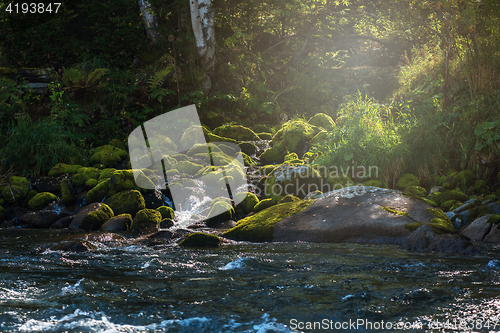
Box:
[1,228,500,332]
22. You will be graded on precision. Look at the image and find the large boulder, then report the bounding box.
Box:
[272,120,316,155]
[179,232,221,247]
[0,176,30,204]
[104,190,146,216]
[28,192,58,211]
[461,215,493,241]
[100,213,132,231]
[129,209,162,234]
[18,211,60,228]
[69,203,106,230]
[212,125,260,141]
[80,203,114,230]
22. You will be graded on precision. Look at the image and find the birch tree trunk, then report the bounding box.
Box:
[189,0,216,90]
[138,0,160,42]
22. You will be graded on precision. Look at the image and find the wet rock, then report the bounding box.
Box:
[401,225,478,255]
[5,206,28,221]
[80,203,114,231]
[100,213,132,231]
[18,211,60,228]
[54,240,96,253]
[150,230,174,239]
[142,192,164,210]
[31,176,63,194]
[205,199,234,228]
[461,215,492,241]
[173,228,191,239]
[179,232,221,247]
[50,215,75,229]
[69,203,104,230]
[484,224,500,243]
[159,218,174,229]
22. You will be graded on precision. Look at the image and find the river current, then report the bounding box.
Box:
[1,228,500,332]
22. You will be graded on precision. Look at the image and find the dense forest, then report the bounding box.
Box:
[0,0,499,187]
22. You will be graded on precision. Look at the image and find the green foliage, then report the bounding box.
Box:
[0,117,82,177]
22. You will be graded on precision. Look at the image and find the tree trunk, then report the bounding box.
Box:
[189,0,216,90]
[138,0,160,42]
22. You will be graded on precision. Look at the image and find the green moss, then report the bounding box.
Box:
[284,152,299,162]
[223,200,314,242]
[187,143,222,156]
[396,173,420,189]
[441,200,459,211]
[213,124,260,141]
[81,203,114,231]
[72,167,100,187]
[179,232,221,247]
[206,201,234,227]
[363,179,383,187]
[258,132,273,140]
[206,132,237,144]
[473,179,489,195]
[310,130,328,144]
[429,188,467,207]
[1,176,30,204]
[382,206,408,216]
[402,185,427,199]
[156,206,175,219]
[426,207,449,220]
[488,215,500,224]
[240,152,257,166]
[113,213,133,229]
[257,165,277,176]
[238,142,258,156]
[172,160,204,176]
[104,190,146,216]
[254,198,274,212]
[259,147,284,164]
[108,138,126,150]
[85,178,98,189]
[111,170,153,194]
[422,198,437,207]
[48,163,83,176]
[90,145,129,167]
[129,209,162,233]
[278,195,301,204]
[325,174,354,189]
[98,168,117,182]
[0,198,4,206]
[61,178,75,205]
[405,208,455,235]
[273,120,316,155]
[25,190,38,204]
[483,194,498,202]
[86,179,110,203]
[235,192,259,214]
[28,192,58,211]
[308,113,335,129]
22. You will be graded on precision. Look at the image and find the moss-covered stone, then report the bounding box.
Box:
[325,174,354,190]
[86,179,110,203]
[402,185,427,199]
[278,195,301,204]
[273,120,316,155]
[25,190,38,205]
[172,160,204,176]
[484,194,498,202]
[48,163,83,176]
[310,130,328,144]
[284,152,299,162]
[0,198,4,206]
[213,124,260,141]
[85,178,99,189]
[108,138,126,150]
[254,198,275,212]
[80,203,114,231]
[187,143,222,156]
[382,206,409,216]
[90,145,129,167]
[98,168,117,183]
[61,178,75,205]
[441,200,460,211]
[235,192,259,214]
[404,207,455,235]
[206,132,237,144]
[238,142,258,156]
[156,206,175,219]
[240,152,256,166]
[223,200,314,242]
[441,170,476,190]
[473,179,489,196]
[489,214,500,224]
[71,167,100,187]
[363,179,383,187]
[259,147,284,164]
[422,198,437,207]
[395,173,420,189]
[160,218,174,229]
[179,232,221,247]
[308,113,335,129]
[1,176,30,204]
[205,200,234,227]
[28,192,57,211]
[129,209,162,234]
[257,165,277,176]
[258,132,273,140]
[104,190,146,216]
[429,188,467,207]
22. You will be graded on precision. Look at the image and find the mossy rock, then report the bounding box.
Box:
[364,179,383,187]
[205,200,234,227]
[108,138,126,150]
[111,170,154,194]
[254,198,274,212]
[213,124,260,141]
[429,188,467,207]
[156,206,175,219]
[178,125,209,151]
[80,203,114,231]
[27,192,57,211]
[235,192,259,214]
[187,143,222,156]
[72,167,100,187]
[238,142,258,156]
[25,190,38,206]
[48,163,83,176]
[404,208,455,235]
[1,176,30,204]
[240,152,256,166]
[179,232,221,247]
[488,214,500,224]
[382,206,409,216]
[284,152,299,162]
[61,178,75,205]
[90,145,129,167]
[395,173,420,189]
[104,190,146,216]
[129,209,162,234]
[273,120,316,155]
[98,168,117,182]
[86,179,110,203]
[172,160,204,176]
[264,163,323,201]
[441,200,460,211]
[278,195,301,204]
[422,198,437,207]
[442,170,476,190]
[160,218,174,229]
[402,185,427,199]
[257,165,277,176]
[85,179,98,189]
[259,147,285,164]
[308,113,335,130]
[257,132,273,140]
[473,179,489,196]
[223,200,313,242]
[253,124,273,133]
[206,132,237,144]
[310,130,328,144]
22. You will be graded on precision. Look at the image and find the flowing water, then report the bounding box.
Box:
[2,228,500,333]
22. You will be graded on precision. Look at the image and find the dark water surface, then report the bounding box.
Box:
[1,228,500,332]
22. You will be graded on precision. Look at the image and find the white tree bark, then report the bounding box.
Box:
[189,0,216,75]
[138,0,160,42]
